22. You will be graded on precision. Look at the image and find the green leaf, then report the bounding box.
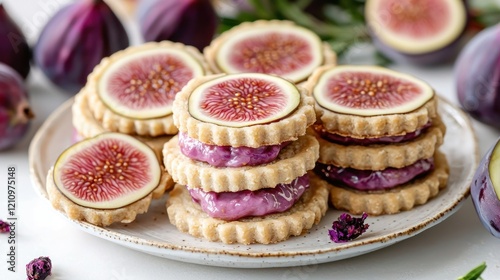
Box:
[374,51,392,67]
[457,262,487,280]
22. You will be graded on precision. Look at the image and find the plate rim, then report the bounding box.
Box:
[28,96,480,265]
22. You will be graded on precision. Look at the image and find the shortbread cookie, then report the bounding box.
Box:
[72,88,173,158]
[204,19,337,84]
[305,65,437,138]
[166,172,330,244]
[85,41,211,137]
[72,89,175,196]
[163,134,319,192]
[329,151,449,215]
[314,116,446,170]
[46,167,152,226]
[173,74,316,147]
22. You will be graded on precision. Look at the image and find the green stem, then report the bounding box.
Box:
[457,262,487,280]
[275,0,368,41]
[248,0,275,19]
[293,0,313,10]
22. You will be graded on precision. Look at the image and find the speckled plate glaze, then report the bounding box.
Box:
[29,97,478,268]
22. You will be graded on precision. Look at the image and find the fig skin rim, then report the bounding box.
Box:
[187,73,303,129]
[52,132,161,210]
[89,41,210,121]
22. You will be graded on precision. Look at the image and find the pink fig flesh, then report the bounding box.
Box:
[365,0,467,65]
[313,66,434,116]
[188,73,301,127]
[98,48,205,119]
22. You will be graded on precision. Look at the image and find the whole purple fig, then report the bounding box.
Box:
[0,4,31,79]
[138,0,218,51]
[455,23,500,129]
[0,63,34,151]
[34,0,129,94]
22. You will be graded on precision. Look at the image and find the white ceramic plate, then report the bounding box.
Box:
[29,97,478,268]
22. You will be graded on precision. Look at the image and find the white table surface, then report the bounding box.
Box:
[1,1,500,279]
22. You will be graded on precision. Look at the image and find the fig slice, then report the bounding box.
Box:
[53,133,161,209]
[214,22,324,83]
[365,0,467,54]
[98,47,205,120]
[188,73,301,127]
[313,65,434,116]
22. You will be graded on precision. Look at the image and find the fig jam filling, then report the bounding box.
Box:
[313,122,432,145]
[189,174,309,221]
[178,133,289,167]
[315,158,434,191]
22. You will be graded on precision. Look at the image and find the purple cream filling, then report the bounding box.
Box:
[314,122,432,145]
[189,174,310,221]
[178,132,288,167]
[315,158,434,191]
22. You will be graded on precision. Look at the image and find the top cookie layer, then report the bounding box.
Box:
[173,74,317,147]
[85,41,212,137]
[204,19,337,84]
[305,65,437,138]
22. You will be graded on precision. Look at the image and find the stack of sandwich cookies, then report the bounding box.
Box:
[72,41,212,198]
[304,65,449,215]
[204,20,337,84]
[163,73,330,244]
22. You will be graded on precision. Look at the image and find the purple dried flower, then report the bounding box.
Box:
[0,219,9,233]
[26,256,52,280]
[329,212,369,243]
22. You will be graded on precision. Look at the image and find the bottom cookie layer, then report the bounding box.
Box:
[166,172,329,244]
[329,151,449,215]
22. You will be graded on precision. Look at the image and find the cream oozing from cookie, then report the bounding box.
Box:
[189,174,309,220]
[313,121,432,145]
[315,158,434,191]
[178,132,290,167]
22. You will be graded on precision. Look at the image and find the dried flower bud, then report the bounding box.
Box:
[0,219,9,233]
[26,256,52,280]
[329,212,369,243]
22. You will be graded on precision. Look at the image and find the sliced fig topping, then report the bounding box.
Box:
[313,66,434,116]
[365,0,467,54]
[98,48,205,119]
[53,133,161,209]
[215,25,323,83]
[188,73,301,127]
